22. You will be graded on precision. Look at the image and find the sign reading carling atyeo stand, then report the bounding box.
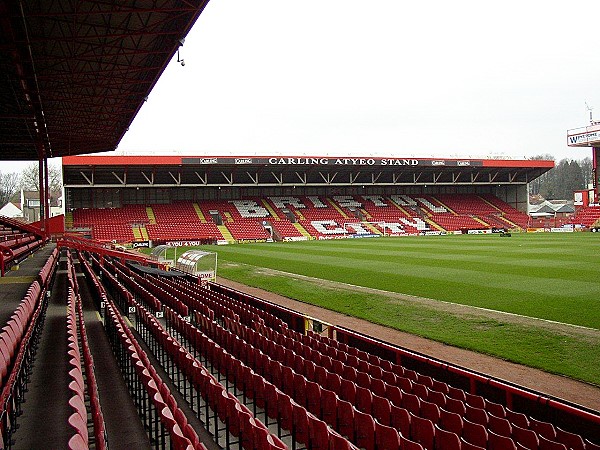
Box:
[181,157,484,167]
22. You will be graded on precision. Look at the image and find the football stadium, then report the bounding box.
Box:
[2,2,600,450]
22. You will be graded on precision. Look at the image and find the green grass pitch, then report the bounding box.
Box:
[194,233,600,385]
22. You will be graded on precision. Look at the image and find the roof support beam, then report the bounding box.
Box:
[246,172,259,184]
[79,171,93,185]
[271,172,283,184]
[319,172,338,184]
[141,171,154,185]
[295,172,307,184]
[111,171,125,184]
[221,172,233,184]
[194,171,207,185]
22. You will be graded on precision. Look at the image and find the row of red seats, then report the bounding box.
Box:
[163,306,356,449]
[0,232,43,276]
[147,275,285,333]
[93,274,204,449]
[101,259,162,313]
[0,250,57,448]
[136,302,286,449]
[66,253,107,450]
[111,260,187,317]
[293,327,599,450]
[571,206,600,227]
[66,286,90,449]
[186,307,425,449]
[218,298,597,450]
[170,277,287,332]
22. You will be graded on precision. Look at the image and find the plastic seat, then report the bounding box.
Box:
[371,377,386,398]
[372,395,392,426]
[321,388,338,427]
[330,431,359,450]
[431,380,449,394]
[390,404,410,438]
[277,393,294,438]
[308,415,331,450]
[356,385,373,415]
[401,392,421,416]
[375,421,401,450]
[488,413,512,437]
[306,380,322,416]
[412,382,429,401]
[439,408,463,435]
[354,409,376,450]
[539,435,568,450]
[462,418,488,449]
[387,385,403,407]
[410,413,435,450]
[292,403,310,447]
[446,386,466,402]
[337,399,355,440]
[530,417,557,441]
[481,397,504,414]
[397,377,413,393]
[428,390,447,409]
[400,435,425,450]
[465,404,489,426]
[340,379,357,404]
[505,408,529,429]
[356,371,371,389]
[488,429,517,450]
[464,392,485,409]
[444,397,466,416]
[421,400,441,424]
[460,438,486,450]
[326,372,342,393]
[433,425,461,450]
[585,439,600,450]
[512,424,539,450]
[282,365,295,397]
[555,426,585,450]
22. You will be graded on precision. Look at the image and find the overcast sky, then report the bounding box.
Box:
[5,0,600,173]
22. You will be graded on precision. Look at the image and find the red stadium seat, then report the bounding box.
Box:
[410,413,435,450]
[375,422,401,450]
[433,425,461,450]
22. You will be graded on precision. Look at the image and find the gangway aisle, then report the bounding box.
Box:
[13,263,71,449]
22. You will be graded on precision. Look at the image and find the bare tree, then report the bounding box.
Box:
[0,171,21,206]
[20,162,62,193]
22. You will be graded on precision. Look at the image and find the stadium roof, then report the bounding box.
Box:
[63,155,554,188]
[0,0,209,161]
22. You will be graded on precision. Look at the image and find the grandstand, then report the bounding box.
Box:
[2,1,600,449]
[62,155,555,244]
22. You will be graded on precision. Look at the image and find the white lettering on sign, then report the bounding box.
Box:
[307,196,327,208]
[311,220,347,235]
[333,196,362,208]
[390,195,417,206]
[346,223,370,234]
[230,200,269,218]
